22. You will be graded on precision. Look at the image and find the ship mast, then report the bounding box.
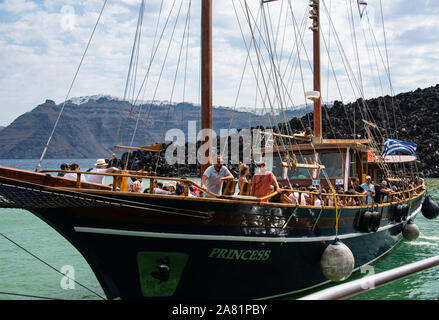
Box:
[201,0,212,176]
[310,0,322,141]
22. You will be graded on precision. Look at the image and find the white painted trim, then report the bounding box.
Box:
[74,204,421,243]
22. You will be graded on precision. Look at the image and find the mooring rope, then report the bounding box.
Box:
[0,232,106,300]
[0,291,61,300]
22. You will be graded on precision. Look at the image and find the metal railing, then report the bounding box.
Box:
[299,255,439,300]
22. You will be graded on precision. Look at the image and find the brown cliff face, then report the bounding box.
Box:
[0,97,306,159]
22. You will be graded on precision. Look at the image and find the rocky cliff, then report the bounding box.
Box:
[308,84,439,177]
[0,97,306,159]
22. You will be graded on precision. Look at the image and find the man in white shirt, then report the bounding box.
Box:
[360,176,375,204]
[64,163,86,182]
[201,155,234,196]
[87,159,120,185]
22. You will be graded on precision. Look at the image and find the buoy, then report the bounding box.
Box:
[320,239,355,282]
[402,219,420,241]
[421,196,439,220]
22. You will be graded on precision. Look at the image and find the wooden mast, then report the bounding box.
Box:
[310,0,322,141]
[201,0,212,176]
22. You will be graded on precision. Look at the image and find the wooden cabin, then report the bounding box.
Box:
[266,139,374,190]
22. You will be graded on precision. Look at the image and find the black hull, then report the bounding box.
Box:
[69,223,409,300]
[0,176,424,299]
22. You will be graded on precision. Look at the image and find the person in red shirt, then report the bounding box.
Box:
[251,160,279,199]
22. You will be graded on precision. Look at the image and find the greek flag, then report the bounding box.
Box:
[383,138,417,156]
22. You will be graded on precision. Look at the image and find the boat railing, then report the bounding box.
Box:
[40,169,425,206]
[40,169,221,197]
[268,183,425,207]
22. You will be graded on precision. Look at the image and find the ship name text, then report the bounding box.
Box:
[208,248,271,261]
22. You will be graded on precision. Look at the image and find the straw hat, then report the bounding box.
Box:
[95,159,108,166]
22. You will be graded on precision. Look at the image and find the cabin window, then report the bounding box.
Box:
[350,150,356,177]
[318,152,343,178]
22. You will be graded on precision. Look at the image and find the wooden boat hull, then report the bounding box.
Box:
[0,167,424,299]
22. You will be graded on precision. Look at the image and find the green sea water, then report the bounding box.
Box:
[0,159,438,300]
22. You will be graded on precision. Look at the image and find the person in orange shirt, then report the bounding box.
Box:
[251,160,279,199]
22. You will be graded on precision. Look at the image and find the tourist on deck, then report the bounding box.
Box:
[374,180,392,203]
[129,179,142,193]
[282,190,297,204]
[287,184,300,204]
[314,193,323,206]
[346,185,360,205]
[166,181,177,194]
[153,182,170,195]
[237,162,250,195]
[86,159,121,185]
[307,186,321,206]
[64,163,86,182]
[351,177,366,204]
[188,185,198,197]
[251,160,279,200]
[361,176,375,204]
[57,163,69,177]
[201,155,234,197]
[335,186,347,207]
[298,187,310,205]
[175,183,185,196]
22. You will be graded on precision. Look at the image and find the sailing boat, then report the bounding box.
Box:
[0,0,437,300]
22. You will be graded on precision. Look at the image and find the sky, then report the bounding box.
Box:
[0,0,438,127]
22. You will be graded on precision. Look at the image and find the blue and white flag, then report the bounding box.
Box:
[383,138,417,156]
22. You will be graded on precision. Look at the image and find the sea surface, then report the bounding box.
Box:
[0,158,438,300]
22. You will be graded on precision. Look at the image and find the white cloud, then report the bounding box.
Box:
[0,0,37,14]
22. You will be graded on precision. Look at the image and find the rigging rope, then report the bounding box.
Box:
[152,0,188,173]
[35,0,108,172]
[113,0,146,158]
[0,291,61,300]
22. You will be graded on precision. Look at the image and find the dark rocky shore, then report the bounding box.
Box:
[319,85,439,178]
[111,85,439,178]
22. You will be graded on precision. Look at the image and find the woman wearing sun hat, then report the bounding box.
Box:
[87,158,120,185]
